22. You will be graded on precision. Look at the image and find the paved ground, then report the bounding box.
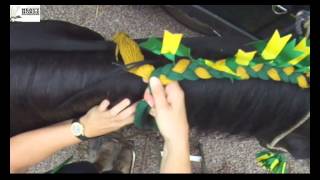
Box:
[26,5,310,173]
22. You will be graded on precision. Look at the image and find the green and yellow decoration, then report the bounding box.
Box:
[256,151,287,173]
[112,29,310,174]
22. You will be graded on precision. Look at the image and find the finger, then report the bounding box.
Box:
[165,81,185,105]
[119,115,134,127]
[149,108,156,117]
[98,99,110,112]
[117,102,137,120]
[149,76,169,109]
[143,87,155,107]
[109,98,131,116]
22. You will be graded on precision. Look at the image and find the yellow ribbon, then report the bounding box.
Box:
[267,68,281,81]
[195,67,212,79]
[297,75,309,89]
[288,37,310,65]
[160,30,183,55]
[261,30,292,60]
[204,59,238,76]
[236,66,250,80]
[172,59,191,73]
[129,64,155,82]
[283,66,295,76]
[235,49,257,66]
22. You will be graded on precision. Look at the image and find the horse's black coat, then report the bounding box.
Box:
[10,21,310,159]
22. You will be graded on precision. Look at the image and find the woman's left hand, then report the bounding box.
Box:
[80,98,137,138]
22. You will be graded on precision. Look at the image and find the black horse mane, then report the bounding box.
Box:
[10,20,310,159]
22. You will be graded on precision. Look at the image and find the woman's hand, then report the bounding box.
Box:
[144,77,191,173]
[80,98,137,138]
[10,98,136,173]
[144,77,189,144]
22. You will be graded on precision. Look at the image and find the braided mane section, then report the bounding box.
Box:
[113,30,309,89]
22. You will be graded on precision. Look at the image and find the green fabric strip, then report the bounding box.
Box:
[139,37,162,55]
[278,70,289,83]
[288,72,300,84]
[134,100,157,130]
[225,58,239,72]
[246,66,259,78]
[256,65,271,80]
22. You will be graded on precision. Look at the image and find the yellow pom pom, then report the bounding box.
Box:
[194,67,212,79]
[112,32,144,65]
[172,59,191,73]
[252,64,264,72]
[283,66,295,76]
[267,68,281,81]
[297,75,309,89]
[159,74,173,85]
[236,66,250,80]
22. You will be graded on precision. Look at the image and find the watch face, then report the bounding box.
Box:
[71,122,84,136]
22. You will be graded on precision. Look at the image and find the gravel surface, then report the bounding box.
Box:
[24,5,309,174]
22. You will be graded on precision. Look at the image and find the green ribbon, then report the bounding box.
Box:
[272,39,304,67]
[134,34,309,130]
[256,151,287,174]
[139,37,194,63]
[253,38,309,71]
[139,37,162,55]
[134,100,158,130]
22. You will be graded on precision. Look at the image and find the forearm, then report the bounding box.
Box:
[10,120,80,173]
[160,139,191,173]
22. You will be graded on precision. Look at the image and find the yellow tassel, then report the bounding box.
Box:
[112,32,144,65]
[283,66,295,76]
[262,30,292,60]
[252,64,264,72]
[195,67,212,79]
[297,75,309,88]
[159,74,173,85]
[172,59,191,73]
[267,68,281,81]
[236,66,250,80]
[129,64,155,82]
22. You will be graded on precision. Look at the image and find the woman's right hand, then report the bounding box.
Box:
[143,77,189,144]
[144,77,191,173]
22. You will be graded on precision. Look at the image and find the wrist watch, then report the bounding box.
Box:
[70,118,89,141]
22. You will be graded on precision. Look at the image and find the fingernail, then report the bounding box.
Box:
[150,76,159,89]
